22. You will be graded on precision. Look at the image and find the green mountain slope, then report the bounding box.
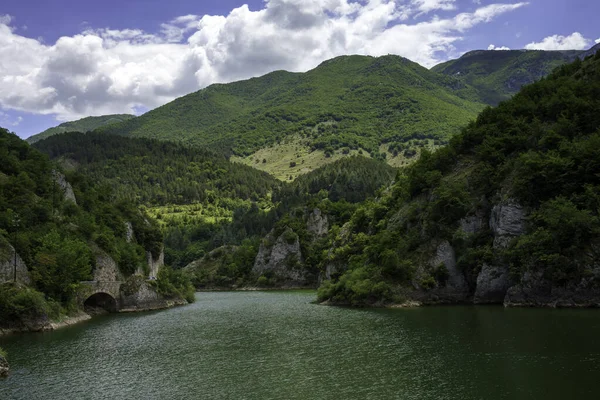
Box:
[317,52,600,307]
[98,55,485,158]
[26,114,135,144]
[432,49,584,105]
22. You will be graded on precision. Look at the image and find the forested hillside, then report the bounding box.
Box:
[26,114,134,144]
[98,55,485,159]
[0,128,190,329]
[316,52,600,307]
[432,49,585,105]
[34,132,280,206]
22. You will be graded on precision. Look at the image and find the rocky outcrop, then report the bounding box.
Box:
[0,353,8,377]
[125,222,134,243]
[474,200,526,304]
[504,268,600,308]
[52,170,77,204]
[411,241,469,303]
[92,246,123,282]
[253,228,310,286]
[0,242,31,285]
[119,279,185,312]
[307,208,328,237]
[475,263,511,304]
[146,249,164,279]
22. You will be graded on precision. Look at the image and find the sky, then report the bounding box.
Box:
[0,0,598,139]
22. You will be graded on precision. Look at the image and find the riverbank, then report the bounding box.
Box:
[0,299,189,337]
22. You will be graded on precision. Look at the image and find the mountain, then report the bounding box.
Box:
[313,51,600,307]
[431,48,587,105]
[98,55,485,162]
[26,114,135,144]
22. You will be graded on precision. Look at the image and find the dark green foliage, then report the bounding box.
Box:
[34,132,280,206]
[153,266,195,303]
[320,52,600,305]
[97,55,484,156]
[26,114,135,144]
[0,127,166,318]
[0,284,54,327]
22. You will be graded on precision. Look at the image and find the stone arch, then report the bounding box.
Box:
[83,292,118,315]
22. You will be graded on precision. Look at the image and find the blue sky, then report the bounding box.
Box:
[0,0,598,138]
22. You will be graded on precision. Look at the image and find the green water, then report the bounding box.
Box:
[1,291,599,399]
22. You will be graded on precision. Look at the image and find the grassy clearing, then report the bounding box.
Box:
[231,135,371,181]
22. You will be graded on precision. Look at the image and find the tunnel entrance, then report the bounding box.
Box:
[84,292,118,315]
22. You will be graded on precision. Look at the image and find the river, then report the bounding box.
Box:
[1,291,599,399]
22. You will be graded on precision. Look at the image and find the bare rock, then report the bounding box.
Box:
[473,199,526,303]
[52,170,77,204]
[307,208,329,237]
[146,248,164,279]
[490,200,526,248]
[0,242,31,285]
[474,263,511,304]
[125,222,134,243]
[253,228,308,285]
[92,245,123,282]
[431,240,469,294]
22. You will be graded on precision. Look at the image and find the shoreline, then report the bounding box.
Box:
[0,300,189,337]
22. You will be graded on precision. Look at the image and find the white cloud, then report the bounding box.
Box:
[413,0,457,15]
[488,44,510,50]
[596,38,600,44]
[0,14,12,25]
[525,32,591,50]
[0,0,528,121]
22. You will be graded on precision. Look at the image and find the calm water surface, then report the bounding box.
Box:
[1,291,599,399]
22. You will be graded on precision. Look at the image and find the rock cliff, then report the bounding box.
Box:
[0,242,31,285]
[52,170,77,204]
[253,227,309,286]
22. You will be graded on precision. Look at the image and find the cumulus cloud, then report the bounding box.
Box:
[488,44,510,50]
[0,0,528,121]
[525,32,591,50]
[596,38,600,44]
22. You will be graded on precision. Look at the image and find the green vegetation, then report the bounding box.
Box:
[319,52,600,305]
[26,114,134,144]
[0,127,181,327]
[98,55,484,159]
[432,49,582,105]
[34,132,280,206]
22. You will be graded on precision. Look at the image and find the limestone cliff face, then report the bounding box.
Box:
[307,208,329,237]
[474,200,526,304]
[146,249,164,279]
[52,170,77,204]
[92,245,124,282]
[253,228,308,285]
[0,243,31,285]
[411,240,469,303]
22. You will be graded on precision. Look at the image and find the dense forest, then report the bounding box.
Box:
[34,132,280,205]
[0,128,191,328]
[26,114,135,144]
[317,52,600,305]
